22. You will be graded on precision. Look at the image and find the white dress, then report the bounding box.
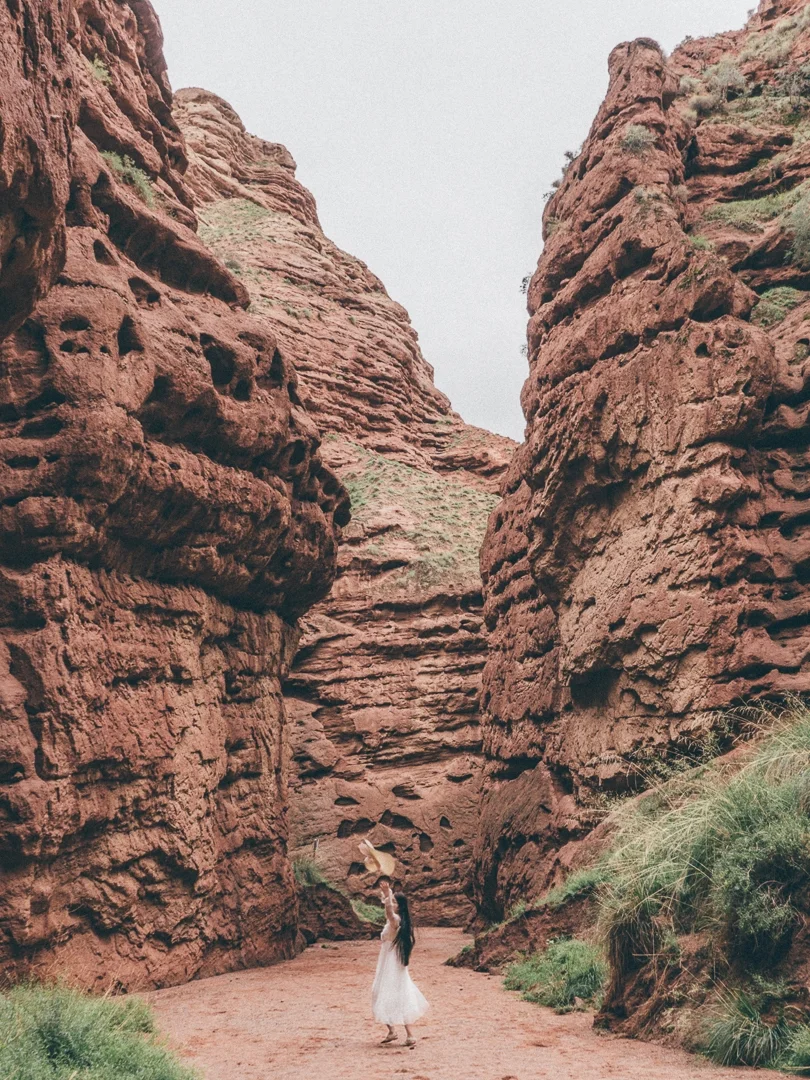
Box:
[371,911,429,1025]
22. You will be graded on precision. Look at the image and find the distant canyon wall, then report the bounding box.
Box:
[175,88,515,924]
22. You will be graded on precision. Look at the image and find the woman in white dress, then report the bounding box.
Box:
[372,880,429,1046]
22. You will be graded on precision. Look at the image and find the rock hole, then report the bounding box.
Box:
[392,784,422,800]
[695,342,710,357]
[6,455,40,469]
[93,239,116,265]
[20,415,64,438]
[419,833,434,852]
[117,316,143,357]
[128,277,161,307]
[380,810,415,830]
[59,315,90,332]
[25,388,65,415]
[452,839,466,847]
[268,348,284,386]
[233,378,251,401]
[288,441,306,467]
[146,375,171,403]
[201,334,235,386]
[335,796,360,806]
[288,381,303,406]
[439,816,452,830]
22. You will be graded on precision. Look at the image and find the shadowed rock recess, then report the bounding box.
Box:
[475,0,810,919]
[0,1,349,990]
[174,88,515,924]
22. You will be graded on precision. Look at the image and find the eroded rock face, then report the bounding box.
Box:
[174,89,515,923]
[0,1,347,990]
[0,0,77,338]
[476,1,810,917]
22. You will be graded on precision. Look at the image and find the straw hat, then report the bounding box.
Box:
[358,838,396,878]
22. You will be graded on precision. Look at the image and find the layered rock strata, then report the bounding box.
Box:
[476,0,810,917]
[175,89,515,923]
[0,1,347,990]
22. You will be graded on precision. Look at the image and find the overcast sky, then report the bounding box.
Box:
[158,0,754,441]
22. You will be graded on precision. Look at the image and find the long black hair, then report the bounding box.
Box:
[394,892,415,966]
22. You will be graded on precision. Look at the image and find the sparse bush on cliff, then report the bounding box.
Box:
[703,183,805,232]
[537,866,609,910]
[598,702,810,976]
[705,60,747,100]
[788,193,810,266]
[504,938,607,1012]
[350,899,386,925]
[292,857,330,887]
[100,151,155,207]
[679,75,701,96]
[0,983,195,1080]
[689,92,722,117]
[752,286,805,326]
[86,54,112,85]
[621,124,656,154]
[741,5,810,66]
[689,234,714,251]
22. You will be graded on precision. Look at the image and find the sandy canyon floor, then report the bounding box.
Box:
[149,928,762,1080]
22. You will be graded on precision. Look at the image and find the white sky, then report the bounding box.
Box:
[158,1,755,441]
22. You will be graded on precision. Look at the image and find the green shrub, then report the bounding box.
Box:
[537,865,609,909]
[504,938,607,1012]
[788,195,810,266]
[0,983,195,1080]
[506,899,528,920]
[705,60,747,100]
[703,184,806,233]
[679,75,701,96]
[351,899,386,925]
[784,1024,810,1073]
[621,124,657,154]
[598,701,810,973]
[100,151,155,208]
[292,857,329,888]
[86,55,112,85]
[752,286,805,326]
[703,988,791,1067]
[741,6,810,67]
[689,92,722,117]
[689,234,714,251]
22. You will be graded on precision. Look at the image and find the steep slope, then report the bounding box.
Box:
[175,89,515,922]
[475,0,810,917]
[0,1,347,990]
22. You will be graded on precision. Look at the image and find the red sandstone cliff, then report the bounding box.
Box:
[0,1,347,990]
[475,0,810,917]
[174,89,515,923]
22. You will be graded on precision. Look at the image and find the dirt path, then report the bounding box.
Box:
[150,928,757,1080]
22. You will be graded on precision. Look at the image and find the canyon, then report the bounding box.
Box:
[2,0,810,1050]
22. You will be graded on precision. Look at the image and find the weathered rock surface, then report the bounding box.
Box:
[0,1,347,990]
[475,0,810,917]
[174,89,515,924]
[0,0,77,338]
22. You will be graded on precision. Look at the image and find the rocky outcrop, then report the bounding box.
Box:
[174,89,515,924]
[0,1,347,990]
[475,0,810,917]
